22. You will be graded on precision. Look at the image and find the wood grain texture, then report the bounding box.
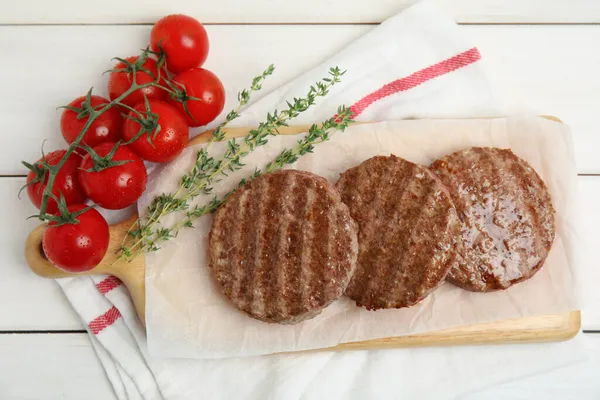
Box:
[0,334,117,399]
[330,312,580,351]
[24,119,581,349]
[2,25,599,175]
[1,0,599,24]
[0,178,84,330]
[578,176,600,331]
[2,332,599,399]
[468,333,600,399]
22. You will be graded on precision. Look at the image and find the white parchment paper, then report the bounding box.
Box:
[141,116,581,359]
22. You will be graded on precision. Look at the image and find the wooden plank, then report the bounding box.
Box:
[467,24,600,174]
[466,333,600,399]
[0,332,599,399]
[0,178,83,330]
[1,0,599,24]
[578,176,600,331]
[0,333,116,399]
[1,24,599,175]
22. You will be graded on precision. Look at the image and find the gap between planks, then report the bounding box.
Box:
[4,174,600,179]
[0,330,86,334]
[0,22,599,27]
[0,329,600,335]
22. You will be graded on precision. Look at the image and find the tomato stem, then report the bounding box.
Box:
[33,48,172,221]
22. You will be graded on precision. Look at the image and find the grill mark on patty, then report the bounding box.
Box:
[307,181,332,309]
[227,189,251,300]
[293,181,316,316]
[355,161,418,306]
[237,177,267,312]
[266,172,297,320]
[277,173,308,321]
[347,157,405,303]
[325,204,339,300]
[252,173,285,319]
[378,178,437,307]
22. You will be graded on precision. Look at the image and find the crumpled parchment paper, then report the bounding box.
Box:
[139,116,581,359]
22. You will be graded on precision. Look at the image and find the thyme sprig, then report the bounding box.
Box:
[186,67,346,199]
[120,105,353,259]
[119,69,349,260]
[119,65,277,256]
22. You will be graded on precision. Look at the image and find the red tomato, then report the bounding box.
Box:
[60,95,123,147]
[26,150,86,214]
[42,204,109,272]
[122,100,189,163]
[108,56,167,107]
[78,143,148,210]
[150,14,209,74]
[167,68,225,127]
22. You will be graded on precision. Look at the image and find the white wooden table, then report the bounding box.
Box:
[1,0,599,398]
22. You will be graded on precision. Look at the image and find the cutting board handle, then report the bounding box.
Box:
[21,125,314,326]
[24,215,147,324]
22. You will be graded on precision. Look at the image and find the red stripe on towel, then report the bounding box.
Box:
[89,306,122,335]
[95,276,122,295]
[349,47,481,118]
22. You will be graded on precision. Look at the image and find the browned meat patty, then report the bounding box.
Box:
[430,147,555,292]
[209,169,358,324]
[336,155,460,310]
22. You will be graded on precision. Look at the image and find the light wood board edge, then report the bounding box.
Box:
[24,115,579,347]
[187,115,562,146]
[325,311,580,352]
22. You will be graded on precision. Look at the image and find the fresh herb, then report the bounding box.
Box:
[119,104,353,261]
[118,69,352,261]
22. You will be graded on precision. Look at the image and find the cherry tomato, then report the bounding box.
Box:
[78,143,148,210]
[150,14,209,74]
[26,150,86,214]
[108,56,167,107]
[60,95,123,147]
[42,204,109,272]
[167,68,225,127]
[122,100,189,163]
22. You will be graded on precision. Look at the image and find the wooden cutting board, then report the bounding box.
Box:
[24,118,581,350]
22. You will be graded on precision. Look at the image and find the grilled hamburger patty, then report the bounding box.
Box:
[430,147,555,292]
[209,169,358,324]
[336,155,459,310]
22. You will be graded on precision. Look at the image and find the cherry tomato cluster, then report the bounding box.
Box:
[25,14,225,273]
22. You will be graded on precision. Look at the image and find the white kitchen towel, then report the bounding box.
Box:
[56,1,587,399]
